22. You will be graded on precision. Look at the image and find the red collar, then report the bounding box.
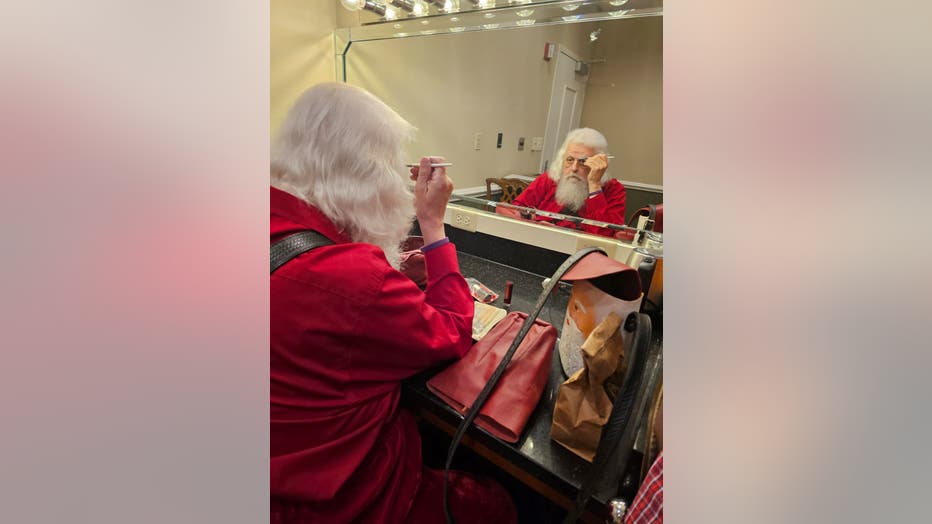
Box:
[270,186,351,244]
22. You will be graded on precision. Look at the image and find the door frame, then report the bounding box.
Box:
[540,46,588,174]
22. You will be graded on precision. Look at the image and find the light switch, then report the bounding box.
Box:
[530,137,544,152]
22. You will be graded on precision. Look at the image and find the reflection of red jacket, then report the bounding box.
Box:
[270,187,474,523]
[511,173,626,237]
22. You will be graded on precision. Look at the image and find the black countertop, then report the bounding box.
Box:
[456,251,573,333]
[402,250,622,518]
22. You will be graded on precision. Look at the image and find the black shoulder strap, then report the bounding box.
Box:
[270,230,333,274]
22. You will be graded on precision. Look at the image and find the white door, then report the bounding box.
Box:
[540,46,588,174]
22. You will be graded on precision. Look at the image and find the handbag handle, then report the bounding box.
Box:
[561,313,657,524]
[443,246,606,524]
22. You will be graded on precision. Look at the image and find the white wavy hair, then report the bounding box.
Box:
[271,83,416,268]
[548,127,609,183]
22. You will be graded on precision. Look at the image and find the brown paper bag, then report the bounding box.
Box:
[550,312,626,462]
[557,255,642,379]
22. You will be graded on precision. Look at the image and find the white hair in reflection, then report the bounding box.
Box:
[549,127,609,213]
[271,83,415,269]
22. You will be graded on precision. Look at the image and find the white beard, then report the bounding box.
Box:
[555,175,588,212]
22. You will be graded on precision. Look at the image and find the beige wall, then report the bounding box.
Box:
[346,24,593,191]
[344,18,662,191]
[582,17,663,186]
[271,0,340,139]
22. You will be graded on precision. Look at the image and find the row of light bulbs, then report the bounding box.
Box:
[340,0,629,22]
[340,0,459,20]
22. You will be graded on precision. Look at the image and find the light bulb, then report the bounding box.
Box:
[340,0,366,10]
[385,6,398,19]
[412,0,428,16]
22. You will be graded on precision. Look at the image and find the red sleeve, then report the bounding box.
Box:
[579,179,627,237]
[511,174,549,209]
[348,242,475,379]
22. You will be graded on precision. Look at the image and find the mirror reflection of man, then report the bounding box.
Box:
[497,128,626,237]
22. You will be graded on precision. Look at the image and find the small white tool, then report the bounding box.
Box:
[406,162,453,168]
[576,155,615,163]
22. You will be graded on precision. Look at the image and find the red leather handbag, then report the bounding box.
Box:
[628,203,663,232]
[614,204,664,242]
[429,247,606,523]
[427,311,557,443]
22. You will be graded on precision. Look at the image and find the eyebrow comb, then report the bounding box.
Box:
[575,155,615,162]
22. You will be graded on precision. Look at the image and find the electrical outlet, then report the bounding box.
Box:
[473,132,482,151]
[450,209,478,232]
[530,137,544,151]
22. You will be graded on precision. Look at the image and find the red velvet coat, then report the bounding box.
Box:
[270,187,474,523]
[511,173,626,237]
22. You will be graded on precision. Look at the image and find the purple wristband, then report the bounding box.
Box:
[588,190,603,198]
[420,237,450,253]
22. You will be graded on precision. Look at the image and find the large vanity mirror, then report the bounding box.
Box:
[336,0,662,255]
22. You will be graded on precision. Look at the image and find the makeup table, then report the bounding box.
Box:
[402,250,658,522]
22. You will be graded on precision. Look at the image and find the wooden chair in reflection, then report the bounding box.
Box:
[484,177,531,212]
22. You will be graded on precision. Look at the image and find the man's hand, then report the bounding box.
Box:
[583,153,609,192]
[409,156,453,245]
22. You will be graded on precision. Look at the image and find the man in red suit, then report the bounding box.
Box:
[271,83,517,524]
[500,127,626,237]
